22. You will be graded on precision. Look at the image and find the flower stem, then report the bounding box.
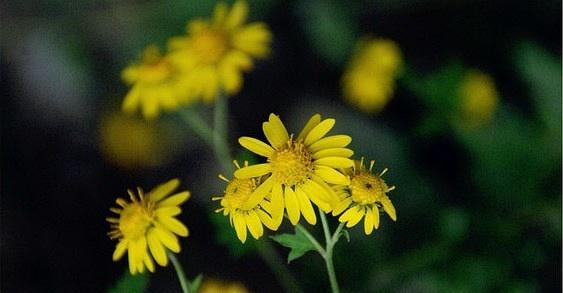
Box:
[319,210,341,293]
[295,223,326,257]
[256,240,305,293]
[178,107,215,148]
[213,92,233,173]
[168,252,191,293]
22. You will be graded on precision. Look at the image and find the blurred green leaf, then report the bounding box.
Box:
[439,207,469,243]
[209,212,257,258]
[271,228,316,263]
[298,0,358,67]
[108,271,148,293]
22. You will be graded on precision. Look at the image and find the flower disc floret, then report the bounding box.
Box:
[269,139,314,187]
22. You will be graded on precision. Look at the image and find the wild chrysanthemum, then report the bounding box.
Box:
[457,70,499,128]
[168,0,272,102]
[342,38,403,114]
[235,114,354,226]
[121,45,191,120]
[214,161,279,243]
[107,179,190,274]
[332,159,396,235]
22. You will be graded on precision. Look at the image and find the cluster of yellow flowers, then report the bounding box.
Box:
[121,0,272,119]
[214,113,397,242]
[342,38,403,114]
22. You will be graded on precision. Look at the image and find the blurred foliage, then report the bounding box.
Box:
[108,271,148,293]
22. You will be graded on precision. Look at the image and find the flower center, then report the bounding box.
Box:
[193,29,229,64]
[138,60,173,83]
[350,172,387,205]
[119,203,153,240]
[223,178,256,210]
[269,140,313,187]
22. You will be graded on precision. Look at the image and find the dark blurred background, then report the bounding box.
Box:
[1,0,561,292]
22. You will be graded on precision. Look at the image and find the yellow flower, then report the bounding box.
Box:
[98,111,173,169]
[214,161,279,243]
[121,45,191,120]
[457,70,499,128]
[198,278,249,293]
[168,0,272,102]
[107,179,190,274]
[235,114,354,226]
[342,38,403,114]
[332,159,396,235]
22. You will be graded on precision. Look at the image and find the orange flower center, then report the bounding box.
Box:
[192,29,229,64]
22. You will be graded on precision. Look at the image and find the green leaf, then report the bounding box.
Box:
[271,229,316,263]
[188,274,204,293]
[108,271,148,293]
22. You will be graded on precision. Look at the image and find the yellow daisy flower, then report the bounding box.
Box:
[457,70,499,128]
[235,113,354,226]
[121,45,190,120]
[342,38,403,114]
[332,159,396,235]
[107,179,190,274]
[168,0,272,102]
[214,161,279,243]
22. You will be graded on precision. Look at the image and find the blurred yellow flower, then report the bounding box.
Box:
[98,111,173,169]
[168,0,272,102]
[342,38,403,114]
[457,70,499,128]
[213,161,279,243]
[107,179,190,274]
[332,159,396,235]
[235,114,353,226]
[198,278,248,293]
[121,45,191,120]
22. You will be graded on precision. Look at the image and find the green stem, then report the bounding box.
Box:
[178,107,215,147]
[319,210,341,293]
[295,223,326,257]
[213,92,233,173]
[168,252,191,293]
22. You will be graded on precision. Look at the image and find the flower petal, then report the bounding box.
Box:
[112,240,128,261]
[381,196,397,221]
[149,178,180,202]
[284,187,300,225]
[313,148,354,159]
[157,191,191,208]
[295,188,316,225]
[155,206,181,218]
[234,163,271,179]
[158,216,189,237]
[233,213,247,243]
[245,211,263,239]
[256,209,276,231]
[225,0,248,29]
[309,135,352,153]
[269,183,284,228]
[332,197,352,216]
[147,229,168,266]
[364,208,374,235]
[241,176,274,210]
[315,157,354,168]
[346,207,365,228]
[304,118,335,145]
[314,166,350,185]
[297,114,322,140]
[153,226,180,253]
[373,206,380,229]
[239,137,275,157]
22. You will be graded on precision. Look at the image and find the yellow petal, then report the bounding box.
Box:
[112,240,128,261]
[213,2,228,24]
[268,114,290,142]
[339,207,357,223]
[314,166,350,185]
[315,157,354,168]
[346,207,365,228]
[256,209,276,231]
[240,176,274,210]
[304,118,335,146]
[313,148,354,159]
[381,196,396,221]
[225,0,248,29]
[364,208,374,235]
[143,253,155,273]
[310,173,340,204]
[149,178,180,202]
[234,163,272,178]
[239,137,275,157]
[141,95,159,120]
[219,64,243,95]
[300,181,331,212]
[245,211,264,239]
[373,206,380,229]
[309,135,352,153]
[133,238,148,273]
[147,229,168,266]
[297,114,322,140]
[284,186,300,225]
[232,23,272,57]
[233,213,247,243]
[153,226,180,253]
[295,188,316,225]
[122,84,141,114]
[128,242,137,274]
[155,206,181,218]
[157,191,191,208]
[270,183,284,228]
[158,216,189,237]
[332,198,352,216]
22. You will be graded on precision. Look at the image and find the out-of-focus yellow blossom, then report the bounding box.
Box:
[99,111,173,169]
[107,179,190,274]
[213,161,279,243]
[168,0,272,102]
[332,159,396,235]
[121,45,191,120]
[342,38,403,114]
[457,70,499,128]
[198,278,249,293]
[235,114,354,226]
